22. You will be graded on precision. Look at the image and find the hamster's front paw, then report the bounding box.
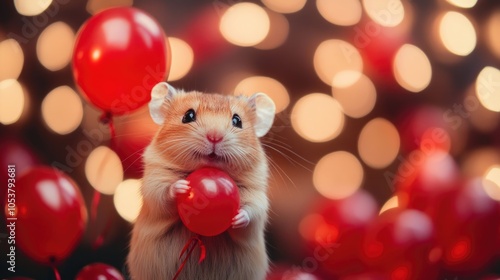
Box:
[232,209,250,228]
[169,179,191,198]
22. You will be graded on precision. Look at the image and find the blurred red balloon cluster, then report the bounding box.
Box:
[280,137,500,280]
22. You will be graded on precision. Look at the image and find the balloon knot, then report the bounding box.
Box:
[99,111,113,124]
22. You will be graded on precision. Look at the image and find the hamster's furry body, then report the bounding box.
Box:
[127,83,275,280]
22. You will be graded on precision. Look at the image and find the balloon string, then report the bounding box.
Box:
[89,111,115,250]
[90,190,100,224]
[99,111,116,149]
[91,212,113,250]
[172,236,206,280]
[51,264,61,280]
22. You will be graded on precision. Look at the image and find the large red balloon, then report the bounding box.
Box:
[72,7,170,115]
[4,167,87,264]
[266,265,323,280]
[307,190,378,277]
[361,208,440,280]
[433,179,500,272]
[176,167,240,236]
[75,263,124,280]
[396,150,460,213]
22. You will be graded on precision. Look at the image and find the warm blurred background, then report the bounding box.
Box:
[1,0,500,279]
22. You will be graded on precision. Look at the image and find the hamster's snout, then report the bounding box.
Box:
[206,130,224,144]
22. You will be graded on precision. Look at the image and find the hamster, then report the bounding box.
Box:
[127,82,276,280]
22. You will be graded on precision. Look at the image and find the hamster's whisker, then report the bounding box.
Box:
[261,137,292,149]
[121,147,148,173]
[261,142,314,172]
[242,144,298,191]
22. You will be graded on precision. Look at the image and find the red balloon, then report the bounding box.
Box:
[0,138,39,206]
[338,271,387,280]
[307,190,378,277]
[266,265,323,280]
[75,263,124,280]
[176,167,240,236]
[433,179,500,272]
[72,7,170,115]
[482,276,500,280]
[355,20,407,87]
[397,106,453,154]
[4,167,87,264]
[396,150,460,212]
[182,7,231,64]
[361,208,440,280]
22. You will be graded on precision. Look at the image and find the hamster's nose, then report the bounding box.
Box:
[206,130,223,143]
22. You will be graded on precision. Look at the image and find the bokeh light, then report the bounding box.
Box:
[446,0,477,8]
[14,0,52,16]
[358,118,400,169]
[87,0,133,15]
[0,39,24,80]
[113,179,143,222]
[486,10,500,59]
[379,196,399,215]
[483,166,500,201]
[220,3,270,47]
[261,0,306,14]
[466,86,500,133]
[314,39,363,87]
[255,9,289,50]
[291,93,345,142]
[0,79,24,125]
[461,148,500,179]
[166,37,194,82]
[439,11,476,56]
[234,76,289,113]
[362,0,405,27]
[313,151,364,200]
[332,73,377,118]
[36,21,75,71]
[476,66,500,112]
[316,0,362,26]
[85,146,124,195]
[41,86,83,135]
[299,213,324,241]
[393,44,432,93]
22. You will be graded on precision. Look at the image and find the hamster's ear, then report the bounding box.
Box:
[249,93,275,137]
[149,82,178,125]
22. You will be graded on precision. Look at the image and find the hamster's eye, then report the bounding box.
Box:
[232,114,242,128]
[182,109,196,123]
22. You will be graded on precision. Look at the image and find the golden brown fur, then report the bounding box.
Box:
[127,85,273,280]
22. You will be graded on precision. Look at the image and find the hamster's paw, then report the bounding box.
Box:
[169,179,191,198]
[232,209,250,228]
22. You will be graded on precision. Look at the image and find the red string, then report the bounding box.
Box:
[90,111,116,250]
[51,263,61,280]
[172,236,206,280]
[90,190,100,224]
[99,111,116,149]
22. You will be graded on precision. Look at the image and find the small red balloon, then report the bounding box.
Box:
[397,106,453,154]
[176,167,240,236]
[0,138,39,206]
[72,7,170,115]
[5,167,87,264]
[75,263,124,280]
